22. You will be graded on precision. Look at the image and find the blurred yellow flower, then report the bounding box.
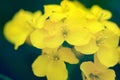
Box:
[32,47,79,80]
[75,28,119,67]
[85,5,119,35]
[74,5,120,67]
[4,9,46,50]
[4,9,33,49]
[75,25,119,52]
[3,0,120,80]
[80,60,116,80]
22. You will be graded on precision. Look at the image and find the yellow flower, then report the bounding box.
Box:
[75,27,119,67]
[30,16,92,49]
[74,5,120,67]
[30,0,93,49]
[75,25,119,52]
[80,59,116,80]
[64,15,92,46]
[4,9,46,50]
[30,20,64,48]
[85,5,114,34]
[32,47,79,80]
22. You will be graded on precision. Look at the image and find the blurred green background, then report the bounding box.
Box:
[0,0,120,80]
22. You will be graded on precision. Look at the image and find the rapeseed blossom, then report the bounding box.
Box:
[30,0,93,49]
[4,9,46,49]
[80,55,116,80]
[3,0,120,80]
[4,9,33,49]
[75,28,119,67]
[80,61,116,80]
[74,4,120,67]
[32,47,78,80]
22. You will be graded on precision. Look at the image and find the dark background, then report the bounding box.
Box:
[0,0,120,80]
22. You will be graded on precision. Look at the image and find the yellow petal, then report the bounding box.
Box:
[94,53,108,70]
[61,0,76,12]
[101,29,119,48]
[75,39,99,54]
[4,9,34,49]
[90,5,112,20]
[4,20,33,50]
[44,5,62,14]
[80,61,116,80]
[35,14,48,29]
[50,13,66,22]
[12,9,32,22]
[86,21,104,33]
[44,33,64,48]
[42,48,58,55]
[65,14,87,30]
[80,61,95,78]
[44,5,65,22]
[28,10,46,29]
[30,29,47,49]
[30,29,64,49]
[97,47,119,67]
[61,0,87,15]
[42,20,64,48]
[66,28,91,46]
[80,61,106,75]
[103,21,120,35]
[100,69,116,80]
[72,0,88,12]
[58,47,79,64]
[32,55,49,77]
[80,61,107,79]
[46,61,68,80]
[33,10,42,19]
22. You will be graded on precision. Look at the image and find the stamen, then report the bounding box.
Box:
[63,30,68,37]
[96,30,108,46]
[89,73,100,80]
[60,25,68,38]
[53,55,60,61]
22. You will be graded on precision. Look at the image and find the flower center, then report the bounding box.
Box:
[96,36,106,46]
[89,73,100,80]
[60,25,68,38]
[62,29,68,37]
[96,30,108,46]
[53,55,60,61]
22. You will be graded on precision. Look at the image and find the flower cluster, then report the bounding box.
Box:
[4,0,120,80]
